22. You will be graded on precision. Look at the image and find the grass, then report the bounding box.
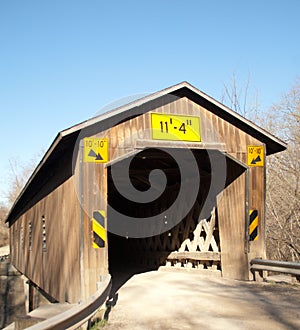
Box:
[90,318,108,329]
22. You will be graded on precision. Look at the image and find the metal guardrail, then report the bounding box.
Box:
[250,258,300,280]
[26,274,112,330]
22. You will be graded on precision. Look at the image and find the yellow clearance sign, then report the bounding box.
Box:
[247,145,265,167]
[151,113,201,142]
[84,138,108,163]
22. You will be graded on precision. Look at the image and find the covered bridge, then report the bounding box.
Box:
[6,82,286,304]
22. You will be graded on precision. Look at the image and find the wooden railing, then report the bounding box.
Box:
[250,258,300,281]
[26,275,111,330]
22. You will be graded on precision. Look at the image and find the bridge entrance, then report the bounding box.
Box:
[107,147,246,282]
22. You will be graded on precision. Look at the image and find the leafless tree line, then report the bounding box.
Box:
[223,76,300,261]
[0,157,39,247]
[264,79,300,261]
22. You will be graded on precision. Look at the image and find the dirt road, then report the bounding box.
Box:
[103,269,300,330]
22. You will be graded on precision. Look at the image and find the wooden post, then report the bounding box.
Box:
[79,140,85,301]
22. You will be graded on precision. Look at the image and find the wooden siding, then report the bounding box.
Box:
[248,166,266,259]
[80,156,108,300]
[218,173,249,279]
[10,176,81,303]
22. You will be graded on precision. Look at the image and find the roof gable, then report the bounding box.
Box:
[6,81,287,224]
[59,81,286,155]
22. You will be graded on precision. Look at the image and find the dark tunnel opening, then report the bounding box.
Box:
[107,148,246,295]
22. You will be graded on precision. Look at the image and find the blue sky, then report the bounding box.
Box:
[0,0,299,203]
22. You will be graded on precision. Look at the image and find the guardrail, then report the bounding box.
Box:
[26,274,111,330]
[250,258,300,281]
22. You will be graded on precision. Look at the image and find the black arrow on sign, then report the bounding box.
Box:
[88,149,103,160]
[251,155,261,165]
[95,153,103,160]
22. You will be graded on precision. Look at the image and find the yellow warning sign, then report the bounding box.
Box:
[151,113,201,142]
[84,138,108,163]
[249,209,258,241]
[92,210,106,248]
[247,145,264,167]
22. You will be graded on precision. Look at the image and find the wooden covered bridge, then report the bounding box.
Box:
[6,82,286,305]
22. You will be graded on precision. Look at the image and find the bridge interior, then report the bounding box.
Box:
[107,148,246,294]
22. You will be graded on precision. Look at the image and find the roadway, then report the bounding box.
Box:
[103,268,300,330]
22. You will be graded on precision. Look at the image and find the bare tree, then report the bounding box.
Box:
[221,72,260,121]
[223,75,300,261]
[0,153,42,248]
[265,78,300,261]
[4,153,42,208]
[0,158,34,248]
[6,159,32,207]
[0,204,9,247]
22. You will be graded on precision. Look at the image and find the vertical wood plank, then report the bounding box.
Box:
[218,173,249,280]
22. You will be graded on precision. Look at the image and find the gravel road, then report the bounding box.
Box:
[102,269,300,330]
